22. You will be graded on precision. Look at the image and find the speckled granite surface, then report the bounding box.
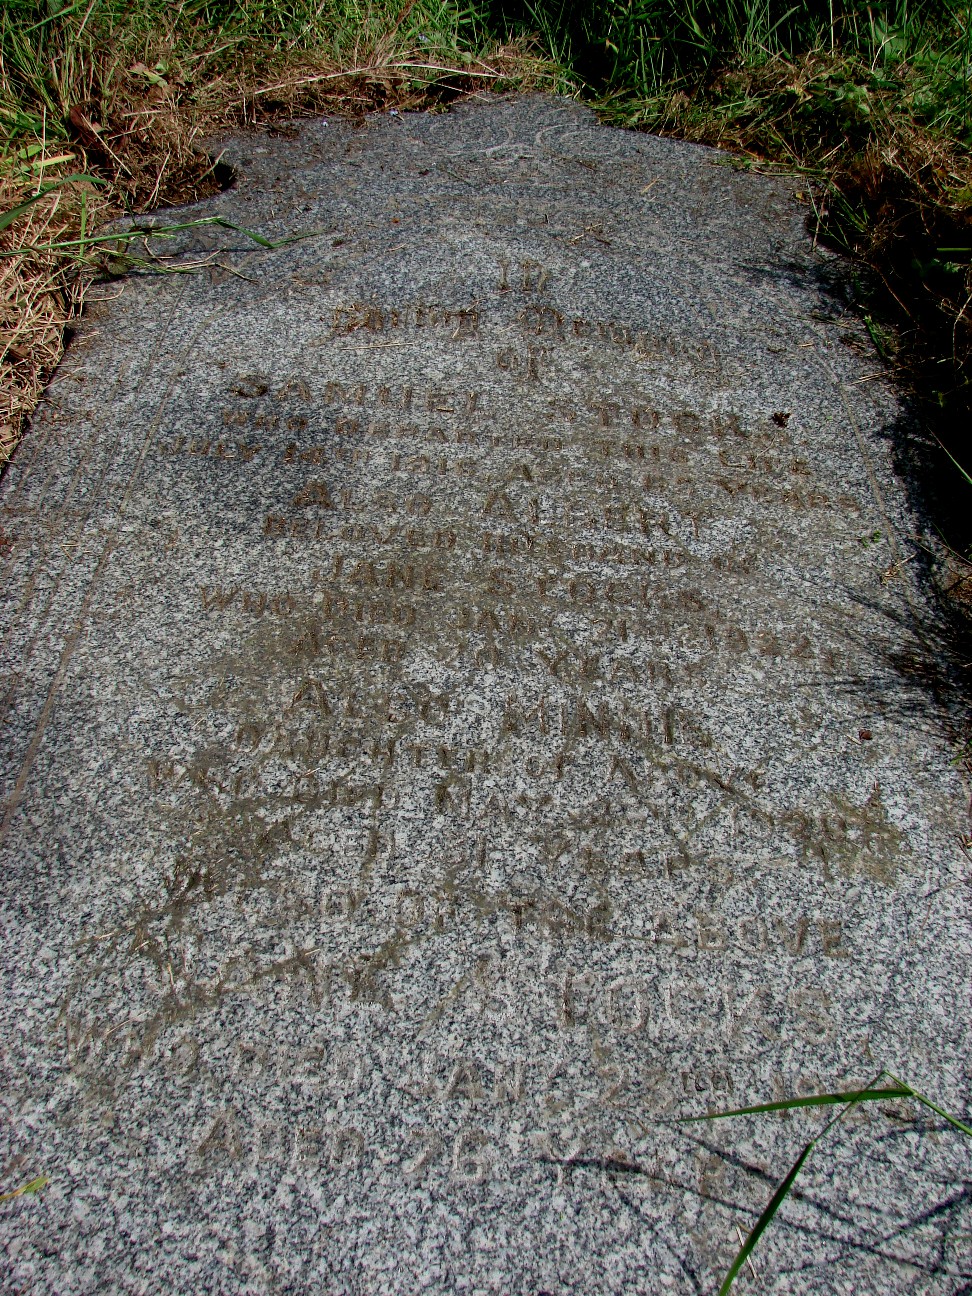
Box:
[0,94,970,1294]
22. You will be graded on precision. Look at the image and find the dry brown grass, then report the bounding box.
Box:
[0,169,110,463]
[0,34,555,464]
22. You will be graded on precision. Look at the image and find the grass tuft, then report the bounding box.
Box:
[491,0,972,582]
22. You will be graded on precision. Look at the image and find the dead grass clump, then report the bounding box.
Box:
[0,11,557,464]
[0,167,111,463]
[59,37,555,211]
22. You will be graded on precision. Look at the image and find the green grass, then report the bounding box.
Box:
[490,1,972,136]
[488,1,972,568]
[683,1071,972,1293]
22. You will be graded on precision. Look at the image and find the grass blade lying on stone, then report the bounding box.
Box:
[0,1174,49,1204]
[696,1070,891,1294]
[0,175,104,232]
[678,1086,911,1121]
[718,1140,815,1296]
[885,1072,972,1138]
[0,215,324,258]
[692,1071,972,1292]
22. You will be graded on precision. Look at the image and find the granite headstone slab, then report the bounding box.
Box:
[1,95,970,1293]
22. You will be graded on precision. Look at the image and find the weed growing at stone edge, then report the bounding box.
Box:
[679,1069,972,1293]
[0,0,555,459]
[491,0,972,589]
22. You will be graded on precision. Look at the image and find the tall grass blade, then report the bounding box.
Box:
[21,1,90,34]
[679,1086,911,1121]
[719,1140,815,1296]
[763,5,803,45]
[931,436,972,491]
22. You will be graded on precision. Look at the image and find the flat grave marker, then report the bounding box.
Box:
[0,95,970,1293]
